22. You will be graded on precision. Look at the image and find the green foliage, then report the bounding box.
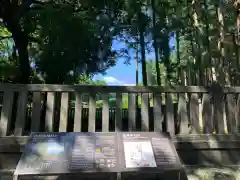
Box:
[0,27,17,82]
[1,0,240,85]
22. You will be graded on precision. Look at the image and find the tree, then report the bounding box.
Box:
[151,0,161,86]
[0,0,122,84]
[0,0,44,83]
[2,0,240,87]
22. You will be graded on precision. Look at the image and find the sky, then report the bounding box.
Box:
[93,40,154,86]
[94,37,175,86]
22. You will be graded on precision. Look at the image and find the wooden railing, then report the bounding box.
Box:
[0,83,240,137]
[1,83,240,177]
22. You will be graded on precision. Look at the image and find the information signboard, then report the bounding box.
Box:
[118,132,183,172]
[15,132,120,175]
[14,132,184,179]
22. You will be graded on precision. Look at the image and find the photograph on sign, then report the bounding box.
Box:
[123,141,157,168]
[15,133,72,175]
[35,141,65,161]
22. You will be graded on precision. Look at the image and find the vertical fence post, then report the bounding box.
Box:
[88,93,96,132]
[166,93,174,136]
[211,83,225,134]
[128,93,136,131]
[102,93,109,132]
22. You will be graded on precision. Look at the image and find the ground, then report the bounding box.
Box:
[187,167,240,180]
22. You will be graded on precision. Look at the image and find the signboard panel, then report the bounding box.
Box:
[15,132,119,175]
[15,132,184,178]
[118,132,183,172]
[69,132,119,172]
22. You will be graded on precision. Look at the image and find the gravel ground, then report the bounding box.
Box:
[186,167,240,180]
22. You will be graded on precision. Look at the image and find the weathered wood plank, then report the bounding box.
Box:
[14,90,28,136]
[1,134,240,144]
[175,141,240,150]
[2,136,240,153]
[88,93,96,132]
[202,93,213,133]
[213,92,225,134]
[141,93,149,132]
[0,154,21,170]
[2,84,240,93]
[166,93,174,136]
[190,93,200,134]
[128,93,136,131]
[73,92,82,132]
[0,91,14,136]
[236,94,240,133]
[115,93,122,131]
[31,92,41,132]
[102,93,109,132]
[59,93,69,132]
[45,92,55,132]
[1,135,240,152]
[226,94,237,133]
[178,93,189,134]
[153,93,163,132]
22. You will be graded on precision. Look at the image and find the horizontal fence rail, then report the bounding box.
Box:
[1,84,240,175]
[0,84,240,136]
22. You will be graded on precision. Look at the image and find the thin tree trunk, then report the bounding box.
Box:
[216,2,227,85]
[192,0,203,85]
[233,1,240,85]
[190,29,197,85]
[163,34,171,85]
[139,24,147,86]
[136,43,139,85]
[186,1,197,85]
[203,0,213,85]
[135,42,139,108]
[176,31,183,85]
[158,4,171,86]
[151,0,161,86]
[232,31,240,85]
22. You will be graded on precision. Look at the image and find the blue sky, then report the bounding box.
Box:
[94,37,175,85]
[94,40,154,86]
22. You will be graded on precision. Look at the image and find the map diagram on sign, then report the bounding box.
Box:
[123,141,157,168]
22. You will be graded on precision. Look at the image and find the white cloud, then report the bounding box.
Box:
[101,76,136,86]
[123,84,136,86]
[103,76,124,85]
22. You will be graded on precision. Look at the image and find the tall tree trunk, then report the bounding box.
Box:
[186,1,197,85]
[176,31,182,84]
[203,0,213,85]
[232,32,239,84]
[135,42,139,108]
[190,34,196,85]
[216,1,227,85]
[233,1,240,85]
[163,35,170,85]
[11,25,30,84]
[151,0,161,86]
[192,0,203,85]
[139,24,147,86]
[158,3,170,85]
[136,43,139,85]
[2,0,31,84]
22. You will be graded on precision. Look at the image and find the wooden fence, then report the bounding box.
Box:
[1,83,240,178]
[0,83,240,136]
[0,105,180,135]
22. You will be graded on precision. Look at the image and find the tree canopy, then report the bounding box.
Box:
[1,0,240,86]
